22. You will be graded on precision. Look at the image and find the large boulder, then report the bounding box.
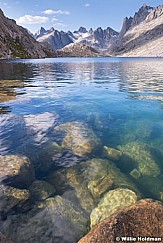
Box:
[47,158,141,213]
[90,188,138,228]
[1,196,88,243]
[79,199,163,243]
[0,184,30,217]
[0,155,35,188]
[55,122,100,156]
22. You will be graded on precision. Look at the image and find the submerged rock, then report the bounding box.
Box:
[121,121,152,143]
[79,199,163,243]
[138,176,163,202]
[47,158,141,213]
[0,184,30,217]
[29,180,55,201]
[55,121,100,156]
[0,232,14,243]
[1,196,88,243]
[0,155,35,188]
[118,142,160,177]
[103,146,123,161]
[90,188,138,228]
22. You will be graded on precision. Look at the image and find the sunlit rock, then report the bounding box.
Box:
[55,121,100,156]
[0,155,35,188]
[79,199,163,243]
[90,188,138,228]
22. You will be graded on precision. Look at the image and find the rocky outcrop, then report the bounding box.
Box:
[0,155,35,188]
[1,196,88,243]
[60,43,100,57]
[79,199,163,243]
[0,9,56,59]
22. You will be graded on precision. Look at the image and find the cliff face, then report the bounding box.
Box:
[0,9,55,59]
[111,5,163,57]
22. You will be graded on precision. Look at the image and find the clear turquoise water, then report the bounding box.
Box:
[0,57,163,229]
[1,57,163,153]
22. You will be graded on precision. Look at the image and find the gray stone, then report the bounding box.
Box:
[1,196,88,243]
[29,180,55,201]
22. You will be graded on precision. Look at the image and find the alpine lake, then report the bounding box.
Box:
[0,57,163,243]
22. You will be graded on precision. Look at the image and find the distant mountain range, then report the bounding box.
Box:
[0,4,162,58]
[35,26,119,52]
[34,3,163,57]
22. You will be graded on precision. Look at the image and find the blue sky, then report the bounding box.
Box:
[0,0,162,33]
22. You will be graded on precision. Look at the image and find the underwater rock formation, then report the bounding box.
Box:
[1,196,88,243]
[118,142,160,177]
[90,188,138,228]
[55,121,100,156]
[47,158,141,213]
[0,155,35,188]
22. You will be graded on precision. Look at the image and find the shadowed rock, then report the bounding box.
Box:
[1,196,88,243]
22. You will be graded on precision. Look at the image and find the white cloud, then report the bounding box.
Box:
[84,3,90,7]
[53,23,67,28]
[16,15,49,25]
[51,17,58,22]
[43,9,70,15]
[43,9,55,15]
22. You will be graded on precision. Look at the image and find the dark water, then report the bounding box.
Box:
[0,57,163,241]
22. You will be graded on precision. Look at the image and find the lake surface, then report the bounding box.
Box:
[0,57,163,242]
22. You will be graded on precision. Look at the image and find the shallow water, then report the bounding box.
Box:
[0,57,163,241]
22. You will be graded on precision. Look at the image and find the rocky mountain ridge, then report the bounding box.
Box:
[35,26,119,51]
[112,4,163,56]
[0,9,56,59]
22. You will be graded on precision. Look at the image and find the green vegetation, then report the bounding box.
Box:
[11,36,30,58]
